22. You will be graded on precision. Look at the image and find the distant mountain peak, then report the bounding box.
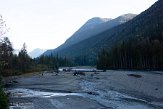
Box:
[87,17,111,23]
[13,49,20,55]
[115,13,137,24]
[29,48,47,58]
[119,13,137,18]
[77,17,111,33]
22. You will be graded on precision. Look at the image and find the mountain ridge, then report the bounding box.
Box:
[44,13,136,56]
[45,0,162,64]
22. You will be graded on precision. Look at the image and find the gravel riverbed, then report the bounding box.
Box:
[4,70,163,109]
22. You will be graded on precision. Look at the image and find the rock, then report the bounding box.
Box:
[13,80,18,83]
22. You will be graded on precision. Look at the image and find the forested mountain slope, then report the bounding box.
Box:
[44,14,136,56]
[45,0,162,66]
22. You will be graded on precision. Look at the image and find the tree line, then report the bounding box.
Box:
[34,55,73,72]
[0,16,72,77]
[0,41,73,76]
[97,37,163,70]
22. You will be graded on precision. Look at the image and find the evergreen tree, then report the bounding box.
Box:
[97,38,163,70]
[0,16,13,76]
[18,43,31,72]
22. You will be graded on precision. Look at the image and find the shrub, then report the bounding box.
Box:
[0,77,8,109]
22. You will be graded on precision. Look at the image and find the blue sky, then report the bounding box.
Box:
[0,0,157,52]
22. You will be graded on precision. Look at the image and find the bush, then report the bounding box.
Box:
[0,77,8,109]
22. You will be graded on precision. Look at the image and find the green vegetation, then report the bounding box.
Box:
[0,16,9,109]
[44,0,163,67]
[34,55,73,72]
[73,55,96,66]
[0,77,8,109]
[0,41,73,76]
[96,0,163,70]
[97,37,163,70]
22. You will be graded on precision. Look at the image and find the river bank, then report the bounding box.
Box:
[4,70,163,109]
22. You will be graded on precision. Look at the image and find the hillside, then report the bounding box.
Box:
[44,0,162,66]
[44,14,136,56]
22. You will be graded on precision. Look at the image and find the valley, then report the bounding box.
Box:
[0,1,163,109]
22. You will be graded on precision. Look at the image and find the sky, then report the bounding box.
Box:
[0,0,157,52]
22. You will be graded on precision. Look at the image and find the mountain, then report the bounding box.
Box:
[75,17,111,33]
[13,49,20,55]
[29,48,46,58]
[66,0,162,59]
[43,0,163,66]
[44,14,136,56]
[96,0,163,70]
[63,17,111,46]
[46,17,111,54]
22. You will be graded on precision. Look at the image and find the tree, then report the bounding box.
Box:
[96,38,163,70]
[0,37,13,68]
[97,49,110,71]
[0,15,5,73]
[18,43,31,72]
[0,16,12,76]
[0,15,8,37]
[0,15,9,109]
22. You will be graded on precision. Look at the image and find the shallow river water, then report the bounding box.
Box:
[6,88,158,109]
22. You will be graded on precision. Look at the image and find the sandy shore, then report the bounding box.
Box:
[4,70,163,109]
